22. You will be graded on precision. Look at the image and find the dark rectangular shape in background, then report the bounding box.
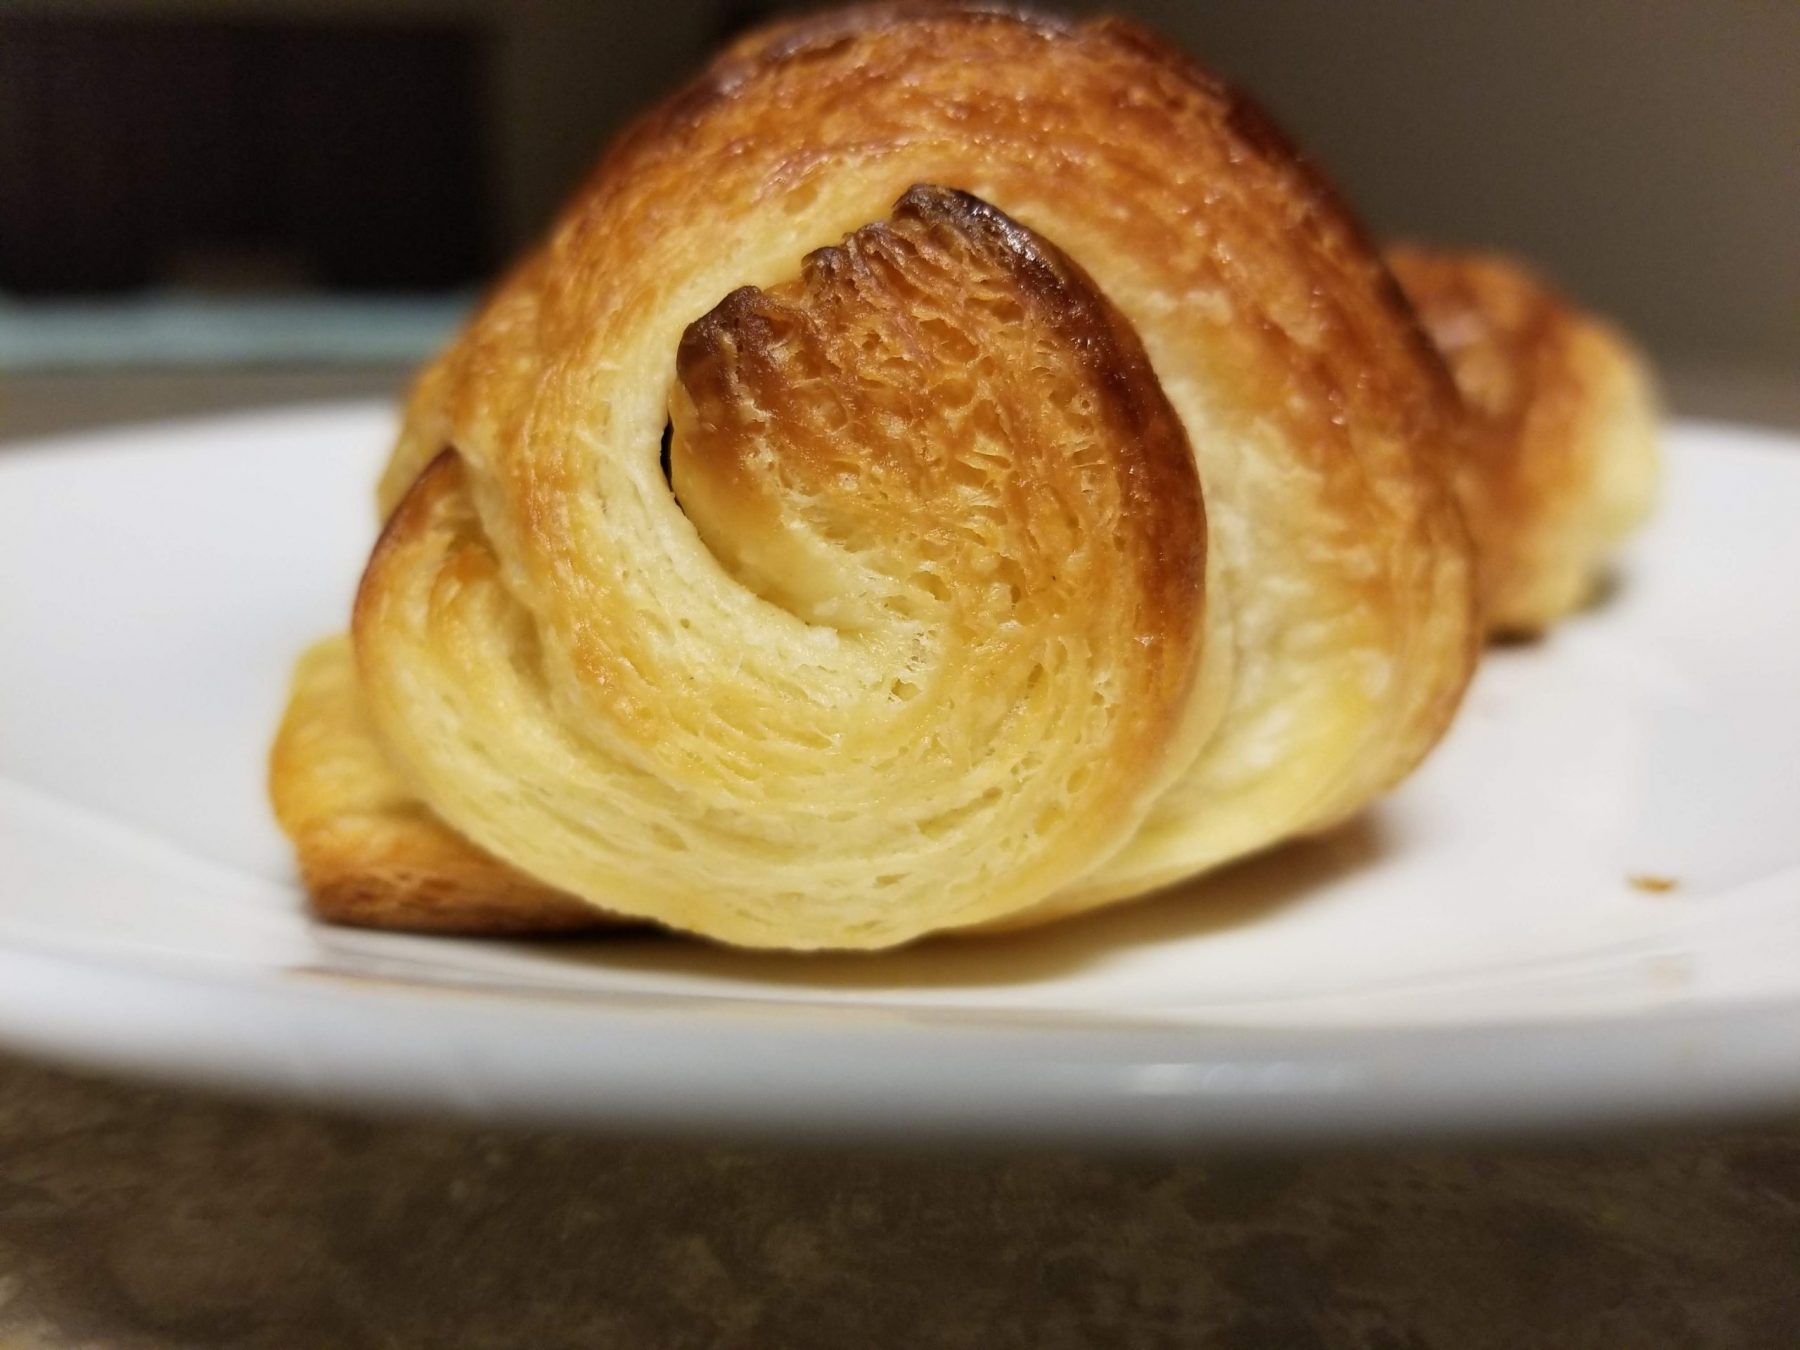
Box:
[0,14,493,294]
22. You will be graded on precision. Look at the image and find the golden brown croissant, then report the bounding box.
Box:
[271,4,1648,950]
[1387,246,1659,635]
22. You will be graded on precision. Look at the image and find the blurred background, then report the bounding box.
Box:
[2,0,1796,437]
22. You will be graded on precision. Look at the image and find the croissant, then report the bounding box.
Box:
[271,4,1647,950]
[1388,246,1659,635]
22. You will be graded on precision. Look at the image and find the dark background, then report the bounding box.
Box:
[2,0,1796,382]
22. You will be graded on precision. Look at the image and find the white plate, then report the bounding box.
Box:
[2,406,1798,1144]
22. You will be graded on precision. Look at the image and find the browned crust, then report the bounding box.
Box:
[897,185,1206,633]
[675,183,1205,646]
[300,846,608,936]
[560,0,1456,451]
[1388,244,1655,634]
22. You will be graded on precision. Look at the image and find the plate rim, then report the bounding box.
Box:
[4,933,1799,1144]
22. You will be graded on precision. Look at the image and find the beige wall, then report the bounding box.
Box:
[1127,0,1800,379]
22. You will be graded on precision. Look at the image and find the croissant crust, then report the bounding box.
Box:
[1387,246,1659,635]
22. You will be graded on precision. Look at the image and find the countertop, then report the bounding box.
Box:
[3,1055,1798,1349]
[4,368,1798,1349]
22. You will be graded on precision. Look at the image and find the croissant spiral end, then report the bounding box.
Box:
[347,183,1211,949]
[1388,246,1660,636]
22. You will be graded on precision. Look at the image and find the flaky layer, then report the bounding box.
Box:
[273,3,1480,948]
[270,637,605,934]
